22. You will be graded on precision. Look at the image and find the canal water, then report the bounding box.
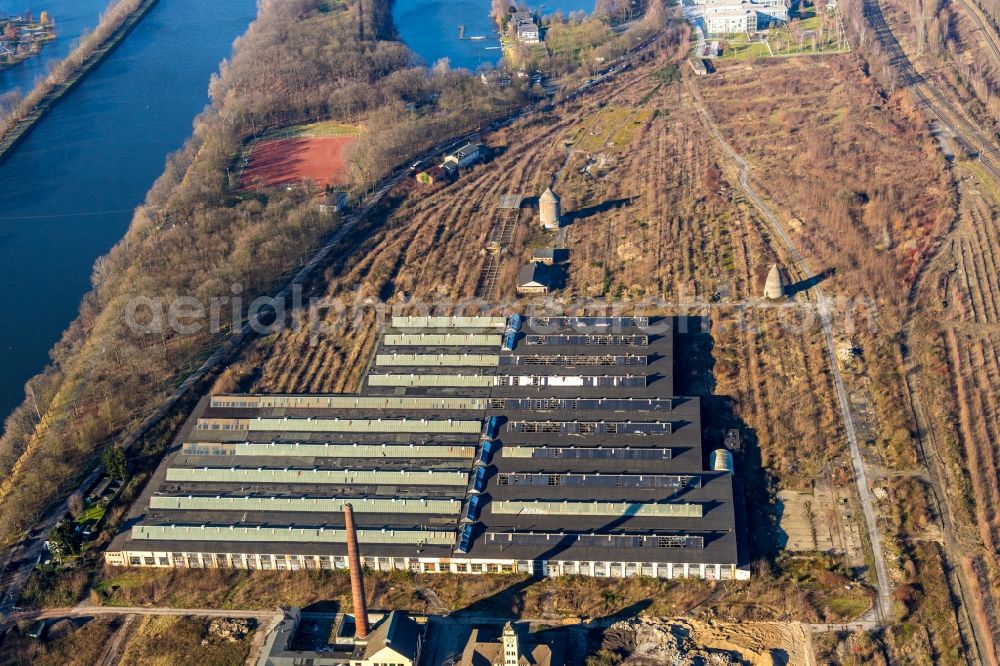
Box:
[0,0,110,99]
[393,0,596,70]
[0,0,257,420]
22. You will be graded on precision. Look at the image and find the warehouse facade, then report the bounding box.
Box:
[107,316,748,580]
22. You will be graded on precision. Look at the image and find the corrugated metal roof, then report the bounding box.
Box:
[390,316,506,328]
[181,442,475,458]
[209,395,487,410]
[132,524,455,545]
[368,374,494,388]
[384,333,500,347]
[375,353,500,367]
[504,446,672,460]
[491,500,703,518]
[164,467,470,486]
[149,495,460,514]
[195,418,483,434]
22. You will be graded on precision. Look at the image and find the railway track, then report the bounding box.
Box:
[862,0,1000,183]
[688,80,895,622]
[954,0,1000,69]
[475,206,519,300]
[866,0,1000,662]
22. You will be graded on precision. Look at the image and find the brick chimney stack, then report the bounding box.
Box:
[343,503,371,639]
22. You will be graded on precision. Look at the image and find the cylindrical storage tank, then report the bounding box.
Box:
[711,449,734,474]
[539,187,561,229]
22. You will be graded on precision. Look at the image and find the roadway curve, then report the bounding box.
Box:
[688,82,894,622]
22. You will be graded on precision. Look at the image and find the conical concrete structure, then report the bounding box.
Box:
[539,187,561,230]
[763,263,786,299]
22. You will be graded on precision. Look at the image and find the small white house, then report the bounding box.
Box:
[444,143,484,169]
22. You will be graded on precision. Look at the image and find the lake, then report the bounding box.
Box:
[0,0,257,420]
[393,0,597,70]
[0,0,110,98]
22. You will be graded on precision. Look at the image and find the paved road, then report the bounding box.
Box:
[688,82,893,622]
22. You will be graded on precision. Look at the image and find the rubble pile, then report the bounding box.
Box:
[600,617,795,666]
[208,617,254,643]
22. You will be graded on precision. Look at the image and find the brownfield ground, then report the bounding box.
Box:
[61,39,973,666]
[203,54,870,627]
[239,135,357,190]
[695,55,976,663]
[860,0,1000,656]
[909,188,1000,662]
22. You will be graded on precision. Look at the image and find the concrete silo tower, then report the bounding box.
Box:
[763,263,786,300]
[539,187,561,230]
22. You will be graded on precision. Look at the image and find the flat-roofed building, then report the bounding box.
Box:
[444,142,485,169]
[705,5,757,32]
[701,0,788,33]
[107,316,747,581]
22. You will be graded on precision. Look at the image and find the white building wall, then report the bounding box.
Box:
[107,548,747,580]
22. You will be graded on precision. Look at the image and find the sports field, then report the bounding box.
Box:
[238,121,360,190]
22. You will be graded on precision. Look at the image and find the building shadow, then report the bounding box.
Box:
[785,268,834,297]
[673,315,715,397]
[449,575,539,618]
[676,315,781,564]
[564,197,634,224]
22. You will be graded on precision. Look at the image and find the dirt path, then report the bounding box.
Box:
[688,79,893,622]
[100,613,138,666]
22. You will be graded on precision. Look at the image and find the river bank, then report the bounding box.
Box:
[0,0,526,543]
[393,0,598,70]
[0,0,159,162]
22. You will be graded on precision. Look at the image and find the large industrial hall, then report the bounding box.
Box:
[107,315,748,580]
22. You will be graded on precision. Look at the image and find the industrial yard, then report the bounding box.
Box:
[108,315,746,583]
[4,0,1000,659]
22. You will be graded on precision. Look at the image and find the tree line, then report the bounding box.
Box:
[0,0,528,540]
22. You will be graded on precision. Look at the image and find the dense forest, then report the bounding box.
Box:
[0,0,527,540]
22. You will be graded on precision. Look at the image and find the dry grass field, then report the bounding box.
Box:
[89,32,988,666]
[0,617,117,666]
[95,561,870,623]
[694,54,976,663]
[114,615,253,666]
[908,190,1000,661]
[222,56,849,510]
[697,56,952,322]
[864,0,1000,655]
[202,51,870,626]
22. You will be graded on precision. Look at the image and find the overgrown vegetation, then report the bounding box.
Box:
[0,0,526,545]
[90,561,868,623]
[696,50,975,664]
[0,617,118,666]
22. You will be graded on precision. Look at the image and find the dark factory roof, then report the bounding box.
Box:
[112,316,742,568]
